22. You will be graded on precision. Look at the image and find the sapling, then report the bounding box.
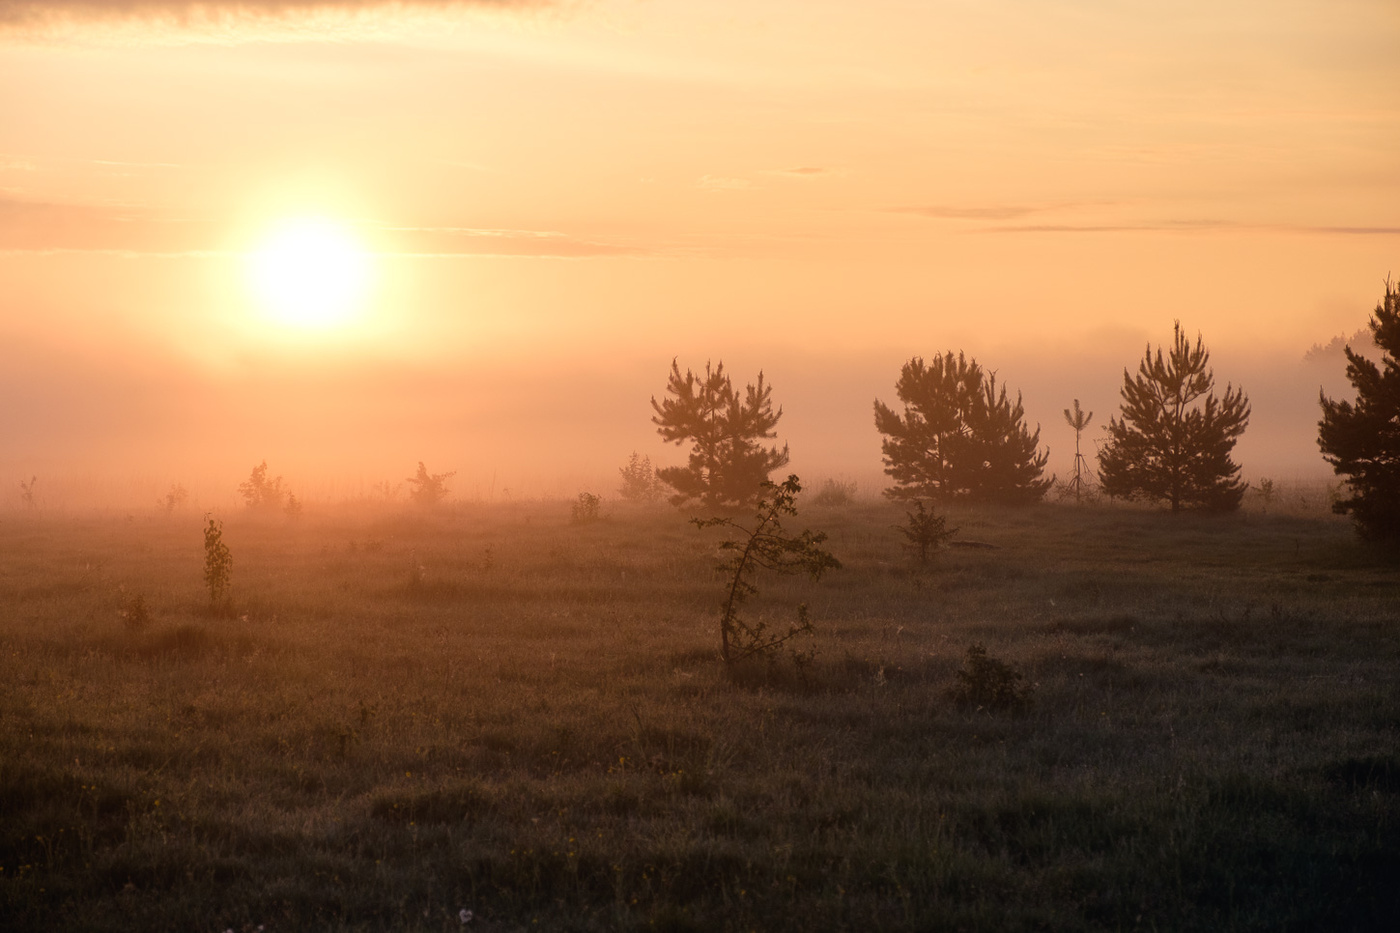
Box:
[898,499,957,565]
[203,516,233,608]
[693,475,841,666]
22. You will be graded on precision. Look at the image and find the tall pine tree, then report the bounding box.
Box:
[651,359,789,507]
[1318,278,1400,541]
[1098,323,1250,512]
[873,352,1050,504]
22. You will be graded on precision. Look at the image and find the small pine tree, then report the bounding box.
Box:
[1098,323,1250,512]
[874,353,1050,504]
[1318,278,1400,541]
[652,359,790,507]
[898,500,958,565]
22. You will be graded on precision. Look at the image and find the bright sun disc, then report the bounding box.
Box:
[249,219,370,328]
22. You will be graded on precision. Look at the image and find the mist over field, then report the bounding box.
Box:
[0,323,1371,509]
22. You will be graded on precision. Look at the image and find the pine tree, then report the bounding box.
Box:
[651,359,790,507]
[873,352,1050,503]
[1098,322,1250,512]
[1318,278,1400,541]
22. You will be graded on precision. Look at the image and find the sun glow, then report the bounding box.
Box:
[248,219,372,329]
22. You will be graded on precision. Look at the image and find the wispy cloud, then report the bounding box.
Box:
[974,221,1400,236]
[764,166,833,178]
[697,175,754,192]
[0,196,649,258]
[895,204,1046,220]
[0,0,532,20]
[377,225,651,258]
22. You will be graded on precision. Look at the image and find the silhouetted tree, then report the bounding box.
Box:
[651,359,789,507]
[406,462,454,508]
[873,352,1050,503]
[239,461,287,511]
[617,452,663,502]
[1318,278,1400,541]
[1098,323,1250,512]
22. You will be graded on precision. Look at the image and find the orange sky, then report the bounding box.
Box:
[2,1,1398,506]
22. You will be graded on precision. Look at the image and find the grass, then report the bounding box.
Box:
[0,498,1396,931]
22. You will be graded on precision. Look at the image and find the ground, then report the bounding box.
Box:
[1,493,1396,931]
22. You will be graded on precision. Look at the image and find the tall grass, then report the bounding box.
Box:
[0,501,1395,931]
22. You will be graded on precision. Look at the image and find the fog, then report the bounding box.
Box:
[0,326,1358,511]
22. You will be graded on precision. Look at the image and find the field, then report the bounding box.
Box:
[1,495,1397,932]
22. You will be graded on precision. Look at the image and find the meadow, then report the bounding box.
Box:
[1,490,1397,932]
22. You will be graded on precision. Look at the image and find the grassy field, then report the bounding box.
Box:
[1,495,1397,932]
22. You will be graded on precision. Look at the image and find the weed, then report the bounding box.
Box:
[19,475,36,508]
[947,643,1031,711]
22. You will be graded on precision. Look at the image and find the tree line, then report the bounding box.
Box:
[646,278,1400,543]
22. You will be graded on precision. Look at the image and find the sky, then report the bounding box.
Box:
[2,0,1398,507]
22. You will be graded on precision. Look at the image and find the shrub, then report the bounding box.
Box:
[947,643,1031,711]
[121,593,151,633]
[238,461,287,511]
[571,492,603,524]
[617,452,664,502]
[811,478,857,507]
[406,462,455,508]
[160,483,188,514]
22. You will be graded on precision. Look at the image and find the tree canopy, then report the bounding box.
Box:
[1318,279,1400,541]
[1098,322,1250,512]
[873,352,1050,504]
[651,359,790,507]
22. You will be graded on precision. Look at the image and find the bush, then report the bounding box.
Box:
[571,492,603,524]
[811,479,857,507]
[238,461,288,512]
[618,452,664,502]
[406,462,455,509]
[947,643,1031,711]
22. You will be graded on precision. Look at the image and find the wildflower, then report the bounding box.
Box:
[459,908,474,924]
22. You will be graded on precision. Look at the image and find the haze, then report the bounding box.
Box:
[3,0,1398,507]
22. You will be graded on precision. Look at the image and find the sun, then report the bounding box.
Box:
[248,219,372,329]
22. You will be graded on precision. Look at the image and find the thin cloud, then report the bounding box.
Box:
[975,221,1400,236]
[896,205,1046,220]
[0,0,531,21]
[697,175,754,191]
[764,166,833,178]
[379,226,651,258]
[0,197,649,258]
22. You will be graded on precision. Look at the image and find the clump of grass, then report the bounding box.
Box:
[947,643,1032,711]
